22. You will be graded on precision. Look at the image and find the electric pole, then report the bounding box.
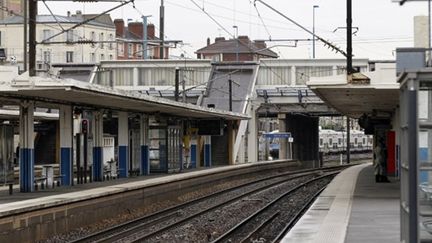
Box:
[346,0,353,164]
[29,0,37,76]
[159,0,165,59]
[23,0,27,73]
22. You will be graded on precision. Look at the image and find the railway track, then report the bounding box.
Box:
[69,166,345,243]
[212,173,335,243]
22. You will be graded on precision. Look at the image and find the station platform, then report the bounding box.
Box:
[282,163,400,243]
[0,163,257,214]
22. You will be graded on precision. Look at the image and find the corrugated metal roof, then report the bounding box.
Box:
[0,15,114,28]
[196,38,278,58]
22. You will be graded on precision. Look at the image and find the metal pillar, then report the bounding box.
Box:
[190,137,197,168]
[118,112,129,178]
[59,105,73,186]
[228,121,235,165]
[312,5,319,59]
[23,0,27,72]
[278,113,287,160]
[175,67,180,101]
[159,0,165,59]
[229,78,233,111]
[247,105,259,162]
[29,0,37,76]
[140,115,150,175]
[92,111,104,181]
[142,15,151,60]
[347,117,351,164]
[347,0,353,74]
[19,101,34,192]
[204,136,211,167]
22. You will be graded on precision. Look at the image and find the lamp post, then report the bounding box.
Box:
[233,25,238,62]
[313,5,319,59]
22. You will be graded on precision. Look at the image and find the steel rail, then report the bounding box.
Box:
[69,165,346,243]
[271,186,327,243]
[211,172,339,243]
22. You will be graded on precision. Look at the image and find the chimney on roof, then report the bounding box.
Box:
[207,37,211,46]
[254,40,266,49]
[215,37,225,43]
[128,21,144,39]
[238,35,250,42]
[75,10,82,19]
[114,19,125,37]
[147,23,155,39]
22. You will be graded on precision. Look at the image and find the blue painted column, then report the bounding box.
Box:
[19,101,35,192]
[190,138,197,168]
[59,105,73,186]
[204,136,212,167]
[140,115,149,175]
[118,112,129,178]
[92,111,104,181]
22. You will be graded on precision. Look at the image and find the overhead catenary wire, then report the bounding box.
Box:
[254,0,347,58]
[41,0,134,43]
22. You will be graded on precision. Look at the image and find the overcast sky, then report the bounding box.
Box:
[39,0,427,60]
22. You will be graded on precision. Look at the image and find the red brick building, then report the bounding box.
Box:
[114,19,169,60]
[196,36,278,62]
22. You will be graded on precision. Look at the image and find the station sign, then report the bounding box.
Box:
[264,132,291,139]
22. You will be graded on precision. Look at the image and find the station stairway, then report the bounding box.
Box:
[199,63,259,164]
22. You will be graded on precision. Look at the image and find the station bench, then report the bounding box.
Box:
[34,176,47,190]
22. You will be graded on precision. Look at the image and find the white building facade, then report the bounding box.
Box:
[0,14,116,69]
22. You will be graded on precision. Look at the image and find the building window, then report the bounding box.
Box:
[109,54,113,60]
[43,51,50,63]
[119,44,124,56]
[90,31,96,48]
[90,53,95,62]
[0,31,2,46]
[319,138,323,146]
[66,51,73,63]
[128,43,133,57]
[99,33,104,49]
[338,138,342,145]
[66,30,74,43]
[100,54,105,61]
[109,34,113,50]
[136,44,142,57]
[43,29,52,41]
[329,138,333,145]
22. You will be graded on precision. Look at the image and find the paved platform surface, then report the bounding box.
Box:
[282,163,400,243]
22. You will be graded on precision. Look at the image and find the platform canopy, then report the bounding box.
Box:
[0,75,249,121]
[307,67,400,118]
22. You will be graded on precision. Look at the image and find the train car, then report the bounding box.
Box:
[319,129,372,154]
